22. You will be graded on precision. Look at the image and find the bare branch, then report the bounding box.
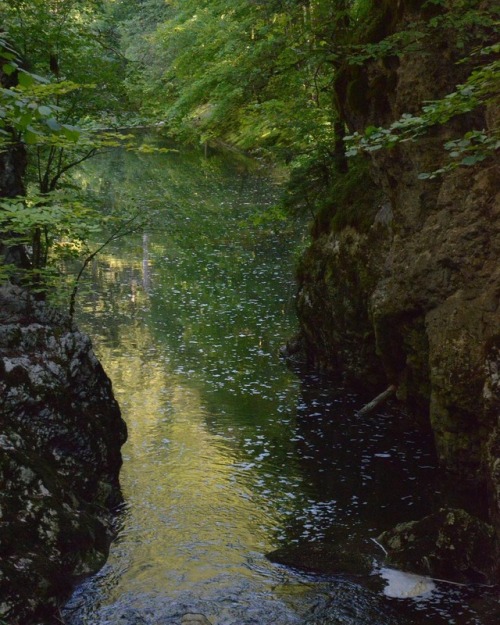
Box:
[68,211,146,320]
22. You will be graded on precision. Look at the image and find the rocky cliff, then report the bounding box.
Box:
[292,0,499,579]
[1,46,127,623]
[0,284,127,624]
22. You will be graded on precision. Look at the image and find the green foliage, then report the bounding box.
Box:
[0,189,99,296]
[0,77,84,148]
[0,13,157,311]
[1,0,497,316]
[120,0,340,156]
[419,130,499,179]
[0,192,99,256]
[345,45,500,176]
[281,149,338,218]
[0,183,150,309]
[114,0,498,226]
[0,0,127,119]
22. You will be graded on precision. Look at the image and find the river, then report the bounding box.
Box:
[62,141,498,625]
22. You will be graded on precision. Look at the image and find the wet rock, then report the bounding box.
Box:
[304,581,400,625]
[295,221,390,391]
[0,284,127,624]
[378,508,497,584]
[266,541,373,577]
[293,0,500,578]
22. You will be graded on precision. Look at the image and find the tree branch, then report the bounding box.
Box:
[357,385,397,416]
[68,212,145,320]
[48,147,98,191]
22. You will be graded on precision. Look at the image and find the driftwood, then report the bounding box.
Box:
[181,615,213,625]
[357,385,397,416]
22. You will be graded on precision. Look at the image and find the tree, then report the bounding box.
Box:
[119,0,497,217]
[0,5,146,310]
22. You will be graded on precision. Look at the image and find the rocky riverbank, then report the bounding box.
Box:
[288,0,500,582]
[0,284,127,624]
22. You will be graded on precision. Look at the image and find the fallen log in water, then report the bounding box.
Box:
[357,385,397,416]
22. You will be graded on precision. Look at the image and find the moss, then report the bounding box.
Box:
[379,508,497,584]
[355,0,428,43]
[312,157,381,237]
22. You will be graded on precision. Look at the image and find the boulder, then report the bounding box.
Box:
[378,508,497,584]
[0,284,127,624]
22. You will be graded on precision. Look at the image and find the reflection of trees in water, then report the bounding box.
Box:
[73,140,313,564]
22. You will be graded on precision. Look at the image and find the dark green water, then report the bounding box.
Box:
[62,142,498,625]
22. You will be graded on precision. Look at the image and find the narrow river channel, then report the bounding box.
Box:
[62,141,498,625]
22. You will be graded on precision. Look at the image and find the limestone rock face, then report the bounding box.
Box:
[0,284,127,624]
[293,1,499,577]
[295,217,391,391]
[378,508,497,585]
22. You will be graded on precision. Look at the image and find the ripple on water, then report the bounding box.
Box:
[63,144,498,625]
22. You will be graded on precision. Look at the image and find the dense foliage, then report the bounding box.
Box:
[117,0,498,206]
[0,0,498,307]
[0,1,153,306]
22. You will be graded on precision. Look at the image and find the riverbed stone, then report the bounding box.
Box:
[377,508,497,584]
[0,283,127,624]
[181,614,213,625]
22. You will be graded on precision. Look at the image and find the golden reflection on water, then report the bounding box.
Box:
[90,317,283,597]
[70,147,318,617]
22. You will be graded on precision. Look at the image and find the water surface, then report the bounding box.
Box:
[63,142,498,625]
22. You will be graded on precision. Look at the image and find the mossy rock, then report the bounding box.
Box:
[378,508,498,584]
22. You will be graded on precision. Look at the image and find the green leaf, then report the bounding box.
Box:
[38,105,52,117]
[17,71,34,88]
[24,126,41,144]
[461,155,481,166]
[45,117,61,132]
[61,124,80,142]
[2,62,16,76]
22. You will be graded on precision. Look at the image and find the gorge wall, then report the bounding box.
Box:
[0,284,127,624]
[292,0,499,578]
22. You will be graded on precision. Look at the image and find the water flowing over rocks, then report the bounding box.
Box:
[0,284,127,624]
[290,0,500,582]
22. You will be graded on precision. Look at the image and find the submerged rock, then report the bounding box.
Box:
[0,284,127,624]
[266,541,373,577]
[378,508,497,585]
[181,615,213,625]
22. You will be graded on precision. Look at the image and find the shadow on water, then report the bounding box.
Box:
[62,138,499,625]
